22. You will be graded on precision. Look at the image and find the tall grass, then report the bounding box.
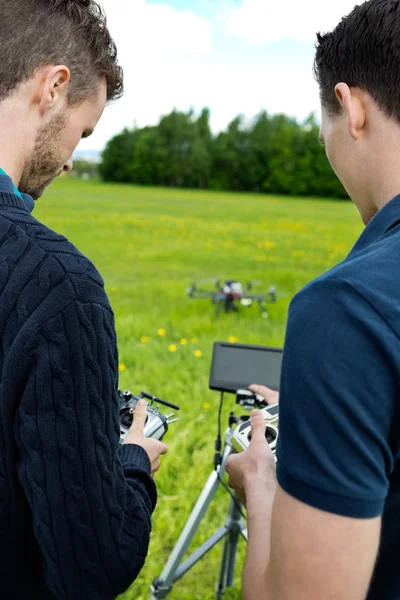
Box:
[35,180,362,600]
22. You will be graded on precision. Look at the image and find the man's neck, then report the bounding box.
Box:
[0,97,34,188]
[0,151,25,189]
[358,116,400,224]
[362,181,400,225]
[354,143,400,225]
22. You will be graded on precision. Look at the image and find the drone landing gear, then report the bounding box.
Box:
[258,300,269,319]
[215,297,238,318]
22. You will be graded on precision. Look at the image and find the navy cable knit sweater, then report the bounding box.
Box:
[0,182,157,599]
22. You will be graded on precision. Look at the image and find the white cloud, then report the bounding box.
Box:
[78,0,213,152]
[226,0,360,45]
[202,61,320,133]
[102,0,213,57]
[79,0,348,153]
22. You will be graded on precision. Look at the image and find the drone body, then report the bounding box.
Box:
[186,279,280,318]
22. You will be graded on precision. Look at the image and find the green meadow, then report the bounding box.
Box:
[35,179,363,600]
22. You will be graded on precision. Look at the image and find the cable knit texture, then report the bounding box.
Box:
[0,191,157,599]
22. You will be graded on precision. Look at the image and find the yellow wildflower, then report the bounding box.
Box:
[119,363,126,372]
[203,402,211,410]
[157,329,166,336]
[140,336,151,344]
[228,336,238,344]
[169,345,177,353]
[194,350,202,358]
[180,338,188,345]
[265,241,277,249]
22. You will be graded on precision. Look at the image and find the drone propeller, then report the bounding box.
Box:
[271,287,287,298]
[186,278,287,316]
[186,287,221,300]
[185,282,198,297]
[192,278,221,286]
[247,278,263,284]
[242,284,287,303]
[246,279,271,292]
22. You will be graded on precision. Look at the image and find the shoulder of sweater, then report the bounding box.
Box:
[0,211,111,307]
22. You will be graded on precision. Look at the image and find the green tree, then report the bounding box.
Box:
[99,128,140,183]
[99,108,348,199]
[210,116,252,191]
[247,111,273,192]
[71,160,99,179]
[131,127,168,185]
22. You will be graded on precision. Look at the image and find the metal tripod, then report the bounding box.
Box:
[150,420,247,599]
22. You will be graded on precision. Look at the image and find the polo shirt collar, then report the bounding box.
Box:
[349,194,400,256]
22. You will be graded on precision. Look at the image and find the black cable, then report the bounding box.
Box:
[218,390,224,439]
[214,391,224,470]
[217,472,247,521]
[213,391,246,519]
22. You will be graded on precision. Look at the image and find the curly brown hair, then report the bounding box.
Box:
[0,0,123,104]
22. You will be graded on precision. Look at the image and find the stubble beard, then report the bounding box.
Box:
[19,112,68,201]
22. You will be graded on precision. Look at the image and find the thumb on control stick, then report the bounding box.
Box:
[249,410,266,445]
[130,399,147,435]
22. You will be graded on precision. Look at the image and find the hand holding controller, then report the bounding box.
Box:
[119,390,180,477]
[123,399,168,478]
[248,384,279,406]
[232,403,279,458]
[227,409,277,507]
[119,390,179,443]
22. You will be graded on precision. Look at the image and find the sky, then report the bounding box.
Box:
[77,0,361,154]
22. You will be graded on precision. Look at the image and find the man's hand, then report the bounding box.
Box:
[249,384,279,406]
[123,399,168,477]
[226,410,277,507]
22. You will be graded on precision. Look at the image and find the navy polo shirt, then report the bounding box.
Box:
[276,194,400,598]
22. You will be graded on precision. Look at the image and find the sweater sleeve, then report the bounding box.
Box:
[14,299,157,600]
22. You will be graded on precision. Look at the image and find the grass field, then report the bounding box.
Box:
[35,179,363,600]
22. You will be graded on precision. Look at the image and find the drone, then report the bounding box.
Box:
[186,279,283,318]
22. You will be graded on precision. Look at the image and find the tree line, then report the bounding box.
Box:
[99,108,347,198]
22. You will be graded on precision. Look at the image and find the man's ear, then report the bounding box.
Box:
[335,82,366,140]
[38,65,70,117]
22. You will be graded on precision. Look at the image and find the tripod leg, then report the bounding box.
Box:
[150,441,234,599]
[216,497,247,599]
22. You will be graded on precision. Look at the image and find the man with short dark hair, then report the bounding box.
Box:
[227,1,400,598]
[0,1,167,598]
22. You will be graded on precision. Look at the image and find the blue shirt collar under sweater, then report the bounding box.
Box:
[0,170,34,213]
